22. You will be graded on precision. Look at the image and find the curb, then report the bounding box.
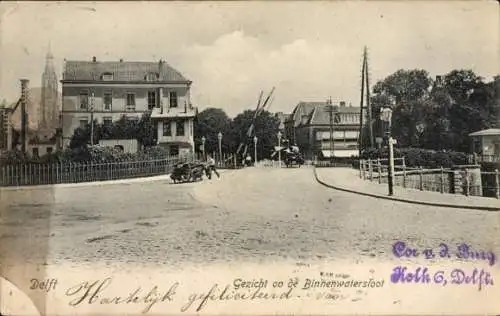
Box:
[313,167,500,212]
[0,174,174,191]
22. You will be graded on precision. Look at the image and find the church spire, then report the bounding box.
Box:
[41,42,58,130]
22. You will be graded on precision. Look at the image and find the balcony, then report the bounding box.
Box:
[158,134,193,145]
[150,104,196,119]
[475,154,500,163]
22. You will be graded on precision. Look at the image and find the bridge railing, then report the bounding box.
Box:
[359,158,500,199]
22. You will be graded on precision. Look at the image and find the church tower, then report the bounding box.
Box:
[40,43,58,130]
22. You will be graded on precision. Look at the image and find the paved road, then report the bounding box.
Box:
[1,167,498,270]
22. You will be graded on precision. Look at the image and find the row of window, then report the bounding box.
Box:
[162,121,187,137]
[327,113,361,124]
[99,72,160,82]
[79,90,178,111]
[77,118,189,137]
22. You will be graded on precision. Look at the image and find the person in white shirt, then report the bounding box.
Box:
[206,155,220,178]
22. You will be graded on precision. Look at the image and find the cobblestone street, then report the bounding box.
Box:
[1,167,499,269]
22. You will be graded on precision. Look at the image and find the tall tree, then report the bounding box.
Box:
[371,69,433,147]
[137,112,157,148]
[443,70,497,151]
[193,107,233,154]
[231,110,280,159]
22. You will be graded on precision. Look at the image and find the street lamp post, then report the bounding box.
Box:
[201,136,206,161]
[253,136,258,165]
[218,132,223,167]
[277,131,282,168]
[380,107,394,196]
[90,92,95,146]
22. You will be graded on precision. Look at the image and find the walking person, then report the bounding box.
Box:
[207,155,220,178]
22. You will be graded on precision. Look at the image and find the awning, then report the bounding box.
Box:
[320,150,359,158]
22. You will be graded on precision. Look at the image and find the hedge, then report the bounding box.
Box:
[0,146,182,166]
[360,147,470,168]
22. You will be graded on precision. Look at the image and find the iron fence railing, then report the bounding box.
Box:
[0,155,197,187]
[359,158,500,199]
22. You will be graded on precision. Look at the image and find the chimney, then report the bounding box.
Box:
[435,75,443,87]
[340,101,346,107]
[158,59,164,79]
[92,56,96,62]
[20,79,29,153]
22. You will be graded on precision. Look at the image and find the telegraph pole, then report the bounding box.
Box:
[20,79,29,153]
[90,92,95,146]
[358,51,366,156]
[365,47,374,148]
[326,97,336,163]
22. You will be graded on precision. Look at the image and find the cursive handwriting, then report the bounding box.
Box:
[391,266,494,291]
[65,277,179,314]
[392,241,496,266]
[181,284,294,312]
[30,278,58,292]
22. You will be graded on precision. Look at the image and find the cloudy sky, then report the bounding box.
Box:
[0,1,498,117]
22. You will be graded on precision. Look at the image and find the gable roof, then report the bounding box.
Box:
[62,60,189,82]
[289,102,321,127]
[310,104,361,125]
[289,101,361,127]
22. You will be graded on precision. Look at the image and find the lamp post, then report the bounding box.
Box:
[90,92,95,146]
[201,136,206,161]
[380,107,394,196]
[218,132,223,167]
[277,131,282,168]
[253,136,258,165]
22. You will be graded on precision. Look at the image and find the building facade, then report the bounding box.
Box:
[469,128,500,162]
[61,58,196,155]
[285,101,366,160]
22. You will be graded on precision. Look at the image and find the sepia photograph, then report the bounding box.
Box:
[0,1,499,315]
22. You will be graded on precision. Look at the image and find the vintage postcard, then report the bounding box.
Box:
[0,1,499,315]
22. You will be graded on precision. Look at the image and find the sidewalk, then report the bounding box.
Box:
[314,167,500,211]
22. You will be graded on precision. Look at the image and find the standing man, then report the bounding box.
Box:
[207,155,220,178]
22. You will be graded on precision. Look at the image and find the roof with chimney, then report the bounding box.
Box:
[289,101,360,127]
[62,58,189,82]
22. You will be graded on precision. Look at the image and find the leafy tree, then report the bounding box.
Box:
[443,70,497,152]
[371,69,434,148]
[372,69,432,104]
[231,110,280,159]
[68,119,102,149]
[194,108,233,154]
[137,112,157,148]
[370,68,499,153]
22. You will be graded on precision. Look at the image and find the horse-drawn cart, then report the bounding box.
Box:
[170,162,211,183]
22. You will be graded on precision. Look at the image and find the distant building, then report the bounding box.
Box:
[285,100,366,160]
[61,57,197,155]
[469,128,500,162]
[26,46,62,158]
[275,112,290,131]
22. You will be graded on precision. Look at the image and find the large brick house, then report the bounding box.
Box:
[285,101,366,159]
[61,57,196,155]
